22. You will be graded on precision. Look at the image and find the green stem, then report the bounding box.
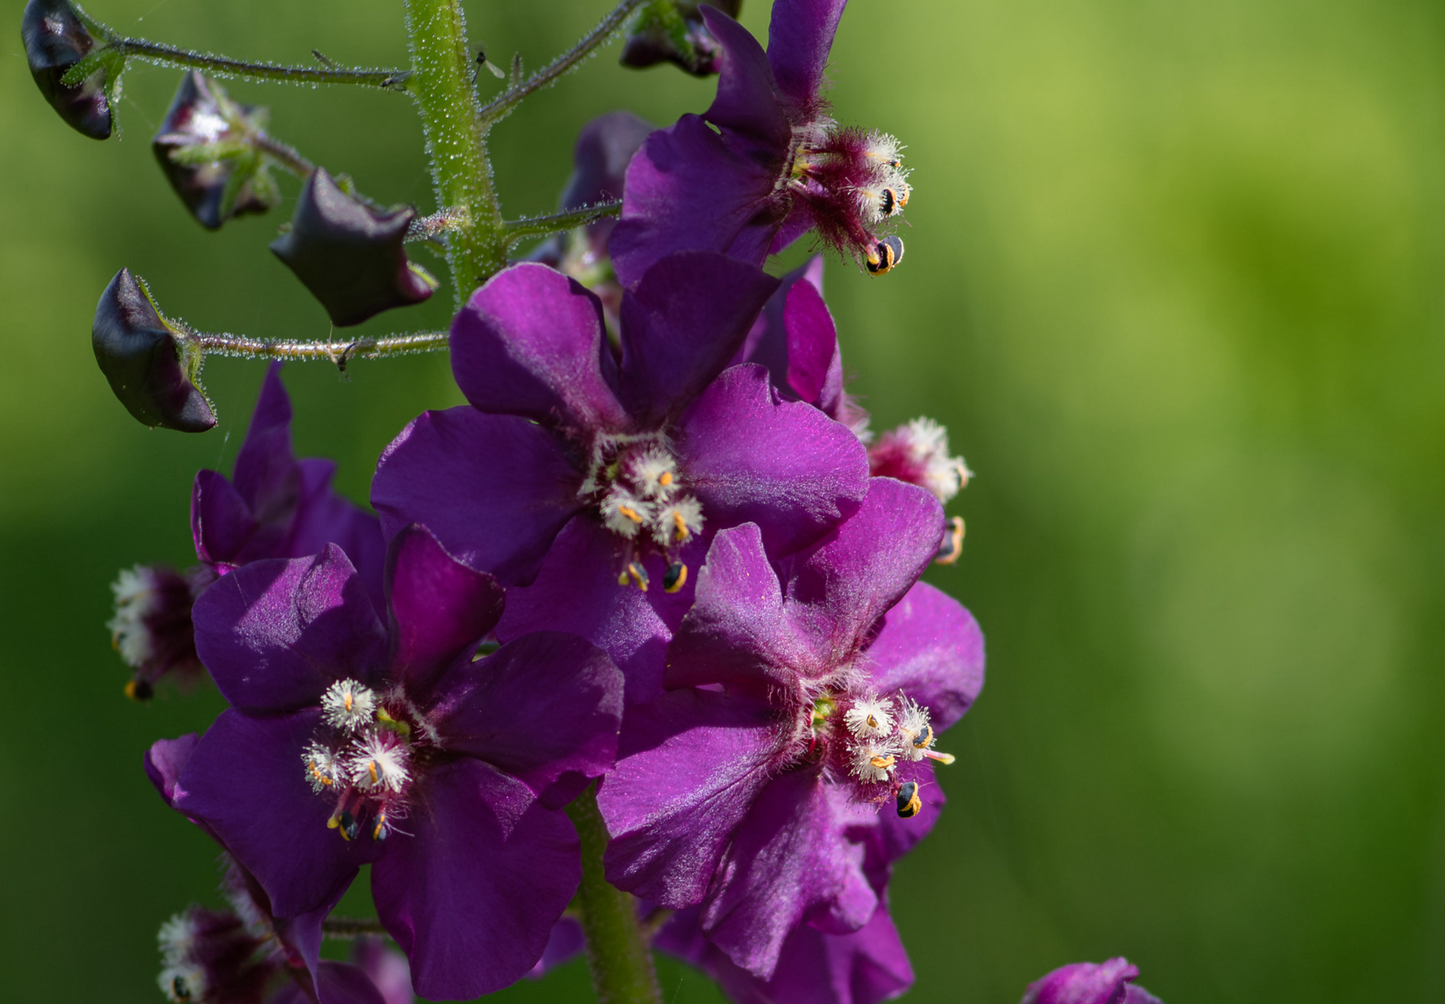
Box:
[320,917,390,939]
[504,201,622,247]
[112,37,408,88]
[252,132,315,177]
[568,786,662,1004]
[478,0,649,131]
[402,0,505,301]
[191,330,449,365]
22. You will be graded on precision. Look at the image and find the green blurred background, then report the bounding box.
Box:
[3,0,1443,1000]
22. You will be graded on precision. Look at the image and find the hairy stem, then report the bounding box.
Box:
[478,0,649,130]
[252,133,315,177]
[113,38,407,88]
[190,330,449,365]
[503,201,622,247]
[403,0,505,300]
[320,917,390,939]
[568,786,662,1004]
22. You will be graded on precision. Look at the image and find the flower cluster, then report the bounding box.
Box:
[25,0,1167,1000]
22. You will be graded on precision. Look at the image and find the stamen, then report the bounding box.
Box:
[347,733,410,793]
[301,741,343,792]
[936,516,965,565]
[865,235,905,276]
[849,738,903,782]
[321,679,377,732]
[844,696,894,739]
[896,780,922,818]
[626,562,650,592]
[923,750,956,765]
[602,488,652,539]
[663,562,688,593]
[653,497,704,548]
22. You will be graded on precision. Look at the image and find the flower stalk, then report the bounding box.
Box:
[503,201,622,247]
[192,329,449,366]
[567,785,662,1004]
[112,36,408,88]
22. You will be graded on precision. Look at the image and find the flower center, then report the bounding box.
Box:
[301,679,424,843]
[811,687,954,819]
[785,127,912,275]
[578,434,703,593]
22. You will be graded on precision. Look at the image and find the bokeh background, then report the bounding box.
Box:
[3,0,1443,1001]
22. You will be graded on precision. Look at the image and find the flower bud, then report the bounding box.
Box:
[270,167,437,327]
[20,0,114,139]
[620,0,741,76]
[108,563,215,701]
[154,72,280,231]
[92,268,216,432]
[1020,959,1163,1004]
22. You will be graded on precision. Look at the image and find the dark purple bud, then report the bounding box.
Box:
[154,72,280,231]
[20,0,113,139]
[1020,959,1164,1004]
[92,268,216,432]
[270,167,437,327]
[620,0,741,76]
[156,905,274,1004]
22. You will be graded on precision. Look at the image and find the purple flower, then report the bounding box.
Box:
[597,477,985,977]
[348,938,413,1004]
[372,252,870,699]
[619,0,741,76]
[170,524,624,998]
[610,0,913,286]
[111,363,383,699]
[1020,959,1164,1004]
[145,738,390,1004]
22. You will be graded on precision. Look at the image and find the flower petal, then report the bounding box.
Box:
[191,468,258,568]
[269,962,388,1004]
[144,733,198,807]
[192,544,387,711]
[657,898,913,1004]
[777,478,942,674]
[700,768,876,978]
[679,364,869,557]
[611,115,783,288]
[371,759,581,1000]
[701,5,793,146]
[175,709,379,918]
[600,688,784,907]
[385,524,505,698]
[496,515,698,706]
[450,263,627,430]
[371,407,583,587]
[232,362,301,520]
[866,581,985,733]
[765,0,849,113]
[666,523,817,692]
[1020,959,1160,1004]
[618,252,780,423]
[427,631,623,809]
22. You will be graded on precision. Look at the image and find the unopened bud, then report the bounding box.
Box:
[21,0,116,139]
[620,0,741,77]
[154,72,280,230]
[92,268,216,432]
[270,167,437,327]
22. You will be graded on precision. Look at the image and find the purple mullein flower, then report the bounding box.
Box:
[111,363,383,699]
[597,477,985,977]
[610,0,913,286]
[373,252,870,701]
[1021,959,1164,1004]
[145,738,390,1004]
[168,524,623,999]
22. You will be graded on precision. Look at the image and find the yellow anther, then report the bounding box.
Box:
[869,754,897,771]
[327,813,341,830]
[659,471,674,487]
[343,692,354,712]
[673,511,690,542]
[617,505,644,524]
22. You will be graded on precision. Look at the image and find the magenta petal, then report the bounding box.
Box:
[450,263,627,429]
[782,274,841,407]
[866,581,985,733]
[779,478,942,668]
[611,115,783,288]
[666,523,816,692]
[679,365,869,556]
[525,917,584,979]
[1021,959,1155,1004]
[599,688,784,907]
[657,899,913,1004]
[176,709,378,918]
[145,734,198,807]
[618,252,780,423]
[385,524,505,698]
[765,0,849,112]
[371,407,583,586]
[192,544,387,711]
[371,759,580,1000]
[191,468,258,567]
[701,7,792,147]
[496,516,695,706]
[427,632,623,808]
[270,962,388,1004]
[700,769,875,978]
